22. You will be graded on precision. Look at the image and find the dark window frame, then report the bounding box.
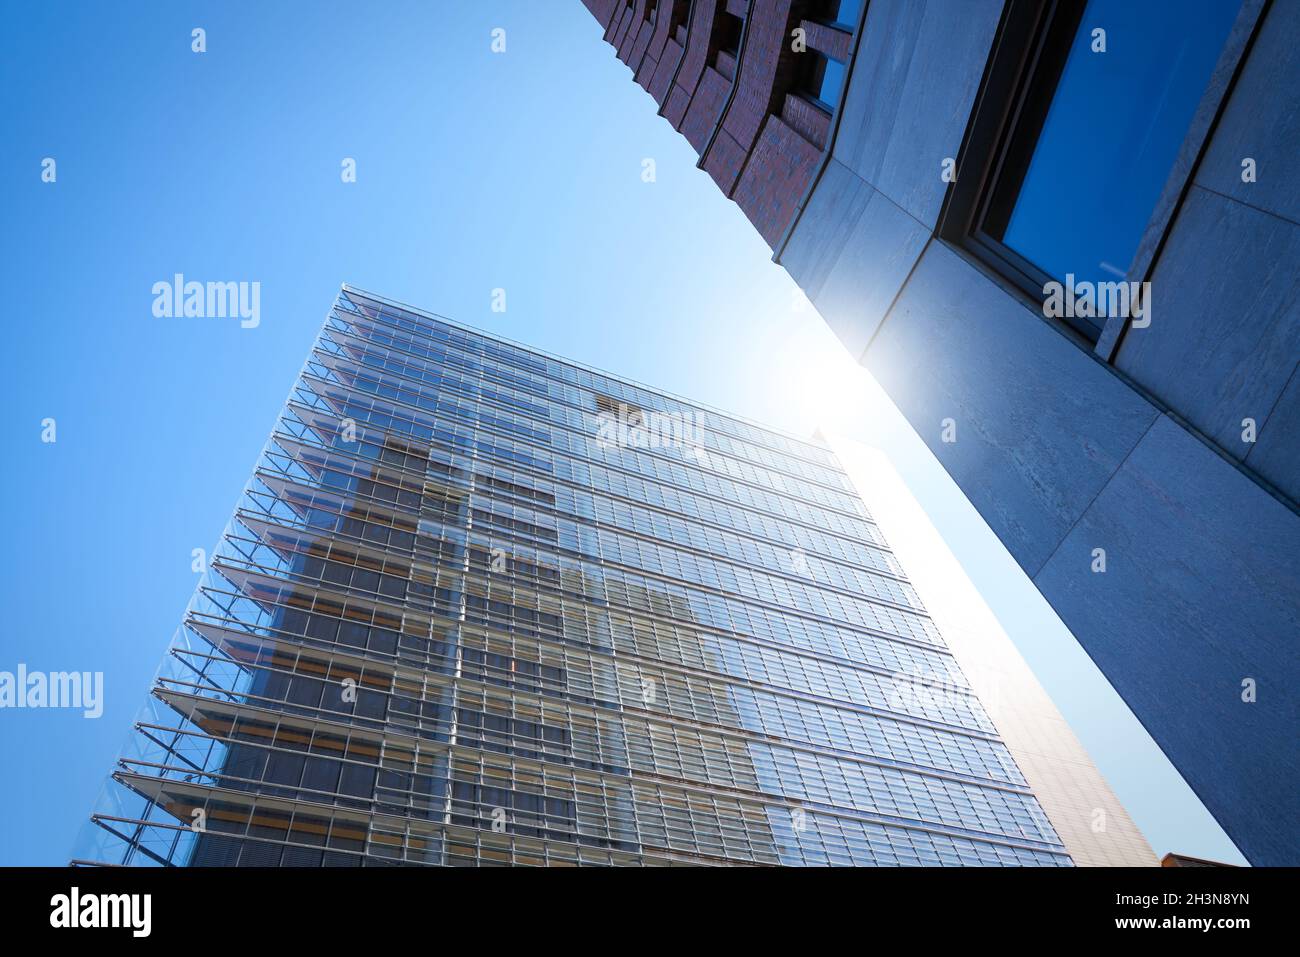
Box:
[937,0,1268,349]
[714,9,744,59]
[938,0,1099,339]
[795,48,847,115]
[812,0,863,32]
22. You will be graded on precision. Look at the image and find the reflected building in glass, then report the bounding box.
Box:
[77,286,1147,866]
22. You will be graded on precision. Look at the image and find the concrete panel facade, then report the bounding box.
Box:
[831,0,1001,228]
[863,242,1163,576]
[1114,186,1300,479]
[1034,414,1300,863]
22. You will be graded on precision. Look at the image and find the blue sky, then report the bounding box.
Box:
[0,1,1243,865]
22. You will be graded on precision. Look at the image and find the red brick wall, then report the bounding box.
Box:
[635,1,689,90]
[626,17,655,72]
[682,66,732,152]
[801,18,852,61]
[779,91,831,150]
[732,114,821,247]
[702,125,750,192]
[581,0,856,250]
[662,0,720,128]
[647,37,683,105]
[703,0,803,195]
[610,3,636,47]
[582,0,619,30]
[616,0,650,62]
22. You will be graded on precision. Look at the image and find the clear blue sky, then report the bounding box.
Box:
[0,1,1243,865]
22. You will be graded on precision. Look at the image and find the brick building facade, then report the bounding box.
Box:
[584,0,856,246]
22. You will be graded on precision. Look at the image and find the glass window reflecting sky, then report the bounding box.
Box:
[998,0,1240,284]
[818,56,847,110]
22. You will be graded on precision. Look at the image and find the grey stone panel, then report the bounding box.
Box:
[809,187,930,358]
[1033,413,1300,867]
[832,0,1001,227]
[864,241,1161,575]
[1115,186,1300,468]
[1194,0,1300,225]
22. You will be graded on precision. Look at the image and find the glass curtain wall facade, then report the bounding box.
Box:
[77,286,1071,867]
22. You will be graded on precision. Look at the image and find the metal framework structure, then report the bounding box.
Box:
[76,286,1072,866]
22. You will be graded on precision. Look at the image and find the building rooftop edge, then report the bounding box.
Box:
[339,283,835,459]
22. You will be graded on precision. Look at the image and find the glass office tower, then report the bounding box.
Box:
[77,286,1071,866]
